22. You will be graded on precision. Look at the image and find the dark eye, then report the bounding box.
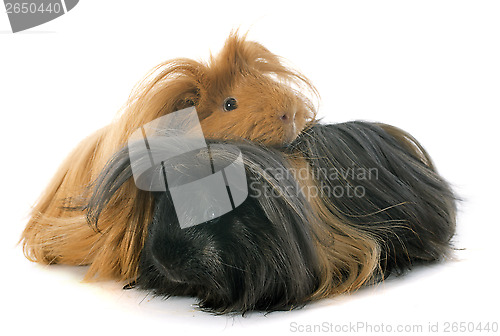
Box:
[223,97,238,112]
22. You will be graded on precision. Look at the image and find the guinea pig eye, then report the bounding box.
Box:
[223,97,238,112]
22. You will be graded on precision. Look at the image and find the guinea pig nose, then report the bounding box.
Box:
[279,111,295,123]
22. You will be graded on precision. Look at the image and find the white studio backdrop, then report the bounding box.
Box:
[1,1,499,335]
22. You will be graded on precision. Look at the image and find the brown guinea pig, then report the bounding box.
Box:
[20,32,318,282]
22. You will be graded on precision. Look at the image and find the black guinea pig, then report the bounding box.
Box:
[87,122,456,314]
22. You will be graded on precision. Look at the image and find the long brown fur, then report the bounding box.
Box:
[21,32,318,281]
[293,122,453,300]
[288,157,381,299]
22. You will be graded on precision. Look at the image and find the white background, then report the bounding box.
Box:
[1,1,499,335]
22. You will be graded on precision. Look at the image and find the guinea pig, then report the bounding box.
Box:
[87,138,321,312]
[20,32,318,281]
[85,121,456,313]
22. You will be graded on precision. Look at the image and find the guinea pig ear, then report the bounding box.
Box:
[120,58,211,128]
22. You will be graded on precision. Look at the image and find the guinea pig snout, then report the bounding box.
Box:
[279,107,300,143]
[279,109,296,124]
